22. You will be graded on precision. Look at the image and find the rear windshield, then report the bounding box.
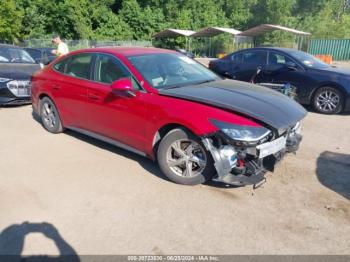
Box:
[0,47,36,64]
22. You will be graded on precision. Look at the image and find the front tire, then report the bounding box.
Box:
[313,86,343,114]
[157,128,216,185]
[40,97,63,133]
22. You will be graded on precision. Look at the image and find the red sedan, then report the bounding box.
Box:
[31,47,306,186]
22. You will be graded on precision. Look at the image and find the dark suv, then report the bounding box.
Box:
[0,44,40,105]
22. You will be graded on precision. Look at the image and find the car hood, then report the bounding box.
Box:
[312,66,350,76]
[0,63,40,80]
[159,79,307,130]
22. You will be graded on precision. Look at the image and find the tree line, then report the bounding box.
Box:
[1,0,350,51]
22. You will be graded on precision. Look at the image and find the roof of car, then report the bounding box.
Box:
[70,47,177,57]
[0,44,23,49]
[236,46,301,53]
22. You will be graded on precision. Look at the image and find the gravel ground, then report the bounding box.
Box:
[0,104,349,256]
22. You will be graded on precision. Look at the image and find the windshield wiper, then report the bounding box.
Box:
[160,79,216,90]
[195,79,216,85]
[161,85,184,90]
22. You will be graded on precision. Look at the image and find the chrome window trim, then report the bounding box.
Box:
[52,51,146,93]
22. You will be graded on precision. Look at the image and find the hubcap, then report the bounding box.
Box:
[316,90,340,112]
[166,139,207,177]
[42,102,57,128]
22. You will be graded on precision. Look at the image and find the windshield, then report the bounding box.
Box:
[128,53,219,89]
[0,47,36,64]
[289,50,330,69]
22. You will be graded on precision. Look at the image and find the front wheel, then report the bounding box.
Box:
[157,128,216,185]
[313,86,343,114]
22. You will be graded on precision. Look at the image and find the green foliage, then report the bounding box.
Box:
[1,0,350,53]
[0,0,23,43]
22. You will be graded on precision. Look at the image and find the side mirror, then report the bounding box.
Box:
[111,78,132,91]
[111,78,135,97]
[285,62,297,71]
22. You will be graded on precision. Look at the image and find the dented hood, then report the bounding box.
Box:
[158,79,307,130]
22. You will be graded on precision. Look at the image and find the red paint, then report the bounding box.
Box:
[111,78,133,91]
[31,47,261,159]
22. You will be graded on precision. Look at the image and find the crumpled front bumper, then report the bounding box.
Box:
[202,131,302,187]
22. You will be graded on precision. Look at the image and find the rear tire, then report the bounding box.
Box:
[157,128,216,185]
[313,86,343,114]
[40,97,63,133]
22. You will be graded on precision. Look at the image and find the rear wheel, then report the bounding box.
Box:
[40,97,63,133]
[313,86,343,114]
[157,128,216,185]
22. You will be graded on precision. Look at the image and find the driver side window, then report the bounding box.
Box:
[94,54,130,84]
[268,52,293,65]
[94,54,142,90]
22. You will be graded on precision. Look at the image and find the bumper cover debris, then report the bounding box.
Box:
[202,131,302,187]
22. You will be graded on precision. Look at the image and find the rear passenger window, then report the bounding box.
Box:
[53,57,69,73]
[242,51,267,65]
[65,53,93,80]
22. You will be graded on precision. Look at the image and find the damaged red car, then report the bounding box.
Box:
[31,47,306,186]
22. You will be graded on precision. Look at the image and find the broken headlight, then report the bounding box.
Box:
[210,119,271,146]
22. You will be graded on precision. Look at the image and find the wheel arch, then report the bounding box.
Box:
[36,93,54,116]
[151,123,198,160]
[37,93,64,126]
[311,82,347,102]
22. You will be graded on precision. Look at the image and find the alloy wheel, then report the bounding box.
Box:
[316,90,340,113]
[166,139,207,177]
[42,102,57,129]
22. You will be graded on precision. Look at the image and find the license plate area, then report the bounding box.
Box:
[257,136,287,159]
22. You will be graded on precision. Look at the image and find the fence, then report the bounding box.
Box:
[308,39,350,61]
[20,39,153,50]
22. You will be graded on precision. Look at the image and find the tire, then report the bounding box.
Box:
[40,97,64,133]
[313,86,344,114]
[157,128,216,185]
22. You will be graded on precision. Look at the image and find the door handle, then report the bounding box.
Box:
[88,94,100,100]
[52,85,60,90]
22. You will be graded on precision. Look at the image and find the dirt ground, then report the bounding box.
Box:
[0,103,349,256]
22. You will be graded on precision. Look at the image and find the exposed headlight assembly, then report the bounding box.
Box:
[210,119,271,146]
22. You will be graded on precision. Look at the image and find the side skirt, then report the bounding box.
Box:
[67,126,147,157]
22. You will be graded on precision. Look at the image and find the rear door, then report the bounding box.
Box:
[51,53,94,129]
[233,50,268,82]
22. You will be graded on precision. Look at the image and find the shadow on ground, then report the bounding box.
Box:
[31,111,239,189]
[0,222,80,262]
[303,104,350,116]
[316,151,350,200]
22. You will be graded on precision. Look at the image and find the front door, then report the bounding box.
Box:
[86,53,148,152]
[263,51,314,100]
